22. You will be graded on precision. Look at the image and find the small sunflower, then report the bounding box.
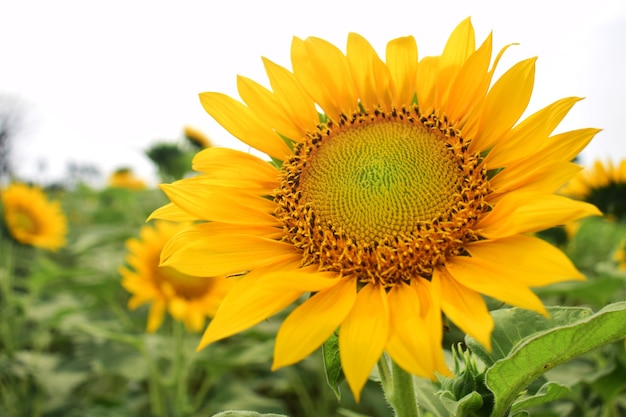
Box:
[614,241,626,271]
[184,126,213,149]
[108,168,147,190]
[1,183,67,251]
[151,18,601,399]
[120,220,234,332]
[561,159,626,220]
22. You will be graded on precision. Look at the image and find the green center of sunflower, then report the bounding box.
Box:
[299,121,461,244]
[275,106,491,287]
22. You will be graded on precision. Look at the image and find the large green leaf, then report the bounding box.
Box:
[465,306,593,367]
[486,302,626,417]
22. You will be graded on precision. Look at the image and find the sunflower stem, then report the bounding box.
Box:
[378,354,421,417]
[171,319,190,416]
[0,239,17,357]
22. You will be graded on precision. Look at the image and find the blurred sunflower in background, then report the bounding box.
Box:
[108,167,148,190]
[1,183,67,251]
[151,18,601,399]
[184,126,213,150]
[120,220,235,332]
[615,241,626,271]
[561,159,626,221]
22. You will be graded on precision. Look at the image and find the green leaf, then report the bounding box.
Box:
[322,332,344,400]
[465,306,594,367]
[486,302,626,417]
[212,411,288,417]
[510,381,571,413]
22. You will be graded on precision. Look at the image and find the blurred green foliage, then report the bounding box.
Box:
[0,183,390,417]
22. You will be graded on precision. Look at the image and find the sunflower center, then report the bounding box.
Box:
[275,107,491,287]
[300,121,461,243]
[12,210,39,234]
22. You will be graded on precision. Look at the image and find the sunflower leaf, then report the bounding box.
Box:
[509,381,571,414]
[485,301,626,417]
[322,332,344,400]
[465,306,593,367]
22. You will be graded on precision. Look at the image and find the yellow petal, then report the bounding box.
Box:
[386,282,449,379]
[273,277,357,369]
[291,36,358,121]
[444,32,492,124]
[192,142,279,185]
[459,42,517,138]
[237,74,303,141]
[465,235,584,286]
[440,17,476,70]
[415,56,439,113]
[147,300,166,333]
[347,32,392,110]
[472,58,536,153]
[199,92,291,159]
[161,228,300,277]
[262,57,320,134]
[445,256,548,316]
[386,35,418,107]
[478,191,602,238]
[536,128,602,165]
[490,160,582,195]
[487,97,582,168]
[432,267,493,350]
[159,183,279,226]
[148,202,198,222]
[339,284,389,402]
[436,17,476,107]
[198,272,303,349]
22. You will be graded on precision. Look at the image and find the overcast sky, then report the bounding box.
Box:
[1,0,624,186]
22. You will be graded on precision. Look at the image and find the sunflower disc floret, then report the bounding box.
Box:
[275,107,490,286]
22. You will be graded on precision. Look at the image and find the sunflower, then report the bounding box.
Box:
[184,126,213,149]
[561,159,626,220]
[1,183,67,251]
[108,168,147,190]
[151,18,601,399]
[614,241,626,272]
[120,220,234,332]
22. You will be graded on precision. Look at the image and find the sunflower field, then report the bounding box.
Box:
[2,18,626,417]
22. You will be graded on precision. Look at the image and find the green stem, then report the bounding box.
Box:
[0,239,17,356]
[171,320,189,416]
[142,343,166,417]
[378,354,421,417]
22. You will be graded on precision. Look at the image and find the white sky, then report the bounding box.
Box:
[1,0,625,186]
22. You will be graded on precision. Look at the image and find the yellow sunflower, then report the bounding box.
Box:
[614,241,626,272]
[120,220,234,332]
[108,168,147,190]
[561,159,626,220]
[184,126,213,149]
[151,18,601,399]
[1,183,67,251]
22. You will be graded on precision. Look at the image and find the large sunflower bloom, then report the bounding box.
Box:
[561,159,626,220]
[120,220,235,332]
[151,18,601,399]
[1,183,67,251]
